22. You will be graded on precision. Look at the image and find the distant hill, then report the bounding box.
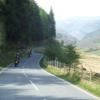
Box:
[78,29,100,49]
[56,33,77,45]
[56,17,100,40]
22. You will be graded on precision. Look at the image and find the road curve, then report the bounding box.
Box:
[0,53,99,100]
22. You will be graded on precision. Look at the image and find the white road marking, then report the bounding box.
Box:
[23,71,28,78]
[22,66,39,91]
[0,63,13,74]
[37,55,99,99]
[22,61,40,91]
[22,66,28,78]
[29,80,39,91]
[41,68,99,100]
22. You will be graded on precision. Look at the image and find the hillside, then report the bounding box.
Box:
[56,17,100,40]
[78,29,100,50]
[79,51,100,73]
[56,33,77,45]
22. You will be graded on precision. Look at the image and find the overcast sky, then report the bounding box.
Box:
[36,0,100,20]
[35,0,100,39]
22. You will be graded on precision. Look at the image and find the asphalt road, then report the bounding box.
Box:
[0,53,99,100]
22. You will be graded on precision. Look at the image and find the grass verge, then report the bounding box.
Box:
[40,58,100,97]
[0,50,16,69]
[0,46,28,70]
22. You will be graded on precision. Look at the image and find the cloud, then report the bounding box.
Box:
[35,0,100,39]
[36,0,100,20]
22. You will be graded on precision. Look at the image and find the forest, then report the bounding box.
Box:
[0,0,56,47]
[0,0,56,67]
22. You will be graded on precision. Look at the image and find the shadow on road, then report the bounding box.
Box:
[0,54,96,100]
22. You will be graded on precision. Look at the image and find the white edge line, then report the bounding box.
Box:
[38,55,100,100]
[0,63,13,74]
[29,80,39,91]
[41,67,99,100]
[0,68,8,74]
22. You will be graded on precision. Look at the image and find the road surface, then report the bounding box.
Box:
[0,53,98,100]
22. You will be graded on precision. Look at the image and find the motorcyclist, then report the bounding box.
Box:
[15,52,20,67]
[28,48,32,57]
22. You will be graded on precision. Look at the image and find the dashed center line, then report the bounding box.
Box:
[29,80,39,91]
[23,71,28,77]
[23,66,39,91]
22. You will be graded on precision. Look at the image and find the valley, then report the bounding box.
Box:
[79,50,100,73]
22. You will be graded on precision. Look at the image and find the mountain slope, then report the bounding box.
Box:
[78,29,100,49]
[56,17,100,40]
[56,33,77,45]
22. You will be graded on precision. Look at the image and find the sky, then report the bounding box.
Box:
[35,0,100,40]
[35,0,100,20]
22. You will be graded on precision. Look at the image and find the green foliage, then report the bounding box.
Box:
[40,8,56,39]
[0,45,16,67]
[0,0,5,16]
[48,8,56,38]
[40,8,50,39]
[62,45,80,66]
[45,39,62,60]
[40,57,48,68]
[0,21,5,47]
[79,82,100,97]
[45,40,80,68]
[44,65,81,84]
[0,0,56,67]
[0,0,56,46]
[4,0,43,44]
[43,64,100,97]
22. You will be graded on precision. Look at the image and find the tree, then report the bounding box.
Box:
[40,8,56,40]
[31,1,43,42]
[62,45,80,72]
[0,0,6,48]
[4,0,43,45]
[0,0,5,16]
[44,40,80,71]
[48,8,56,38]
[0,0,56,48]
[40,8,50,39]
[45,39,62,60]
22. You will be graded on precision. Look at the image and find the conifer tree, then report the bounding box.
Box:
[48,8,56,38]
[40,8,50,39]
[0,0,56,46]
[5,0,43,45]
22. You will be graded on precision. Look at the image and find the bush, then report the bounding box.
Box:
[44,39,80,72]
[40,57,48,68]
[44,39,62,60]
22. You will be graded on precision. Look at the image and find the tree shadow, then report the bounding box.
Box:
[0,54,95,100]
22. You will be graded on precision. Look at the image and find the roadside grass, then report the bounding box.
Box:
[43,65,100,97]
[79,49,100,73]
[40,47,100,97]
[45,65,81,84]
[79,80,100,97]
[0,46,28,70]
[0,50,16,69]
[0,43,44,71]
